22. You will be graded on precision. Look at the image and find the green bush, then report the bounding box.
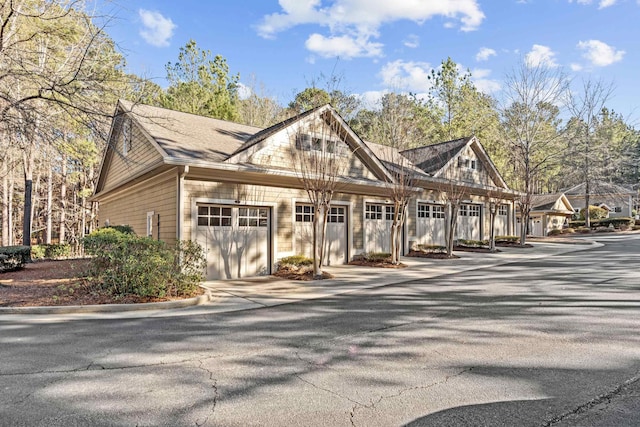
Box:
[0,246,31,272]
[83,228,205,298]
[570,220,586,228]
[416,244,446,253]
[495,235,519,243]
[31,245,46,260]
[108,224,135,234]
[457,239,488,247]
[279,255,313,267]
[598,217,635,229]
[44,243,71,259]
[579,205,608,221]
[364,252,392,263]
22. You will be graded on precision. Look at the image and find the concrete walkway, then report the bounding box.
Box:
[0,240,600,322]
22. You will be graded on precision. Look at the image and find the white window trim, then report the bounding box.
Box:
[146,211,154,237]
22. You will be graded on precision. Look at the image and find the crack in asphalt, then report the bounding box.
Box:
[194,359,219,427]
[0,353,223,377]
[349,367,474,426]
[294,374,364,406]
[543,370,640,426]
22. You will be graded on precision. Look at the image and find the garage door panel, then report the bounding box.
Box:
[456,204,481,241]
[196,205,270,280]
[416,203,446,246]
[294,204,347,266]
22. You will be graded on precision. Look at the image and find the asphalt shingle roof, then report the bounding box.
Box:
[399,137,471,175]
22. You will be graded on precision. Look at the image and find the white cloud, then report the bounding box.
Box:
[476,47,496,61]
[237,82,252,100]
[471,68,501,94]
[577,39,625,66]
[305,33,383,58]
[570,63,583,71]
[257,0,485,58]
[568,0,618,7]
[403,35,419,49]
[379,60,433,92]
[598,0,617,8]
[525,44,558,67]
[139,9,176,47]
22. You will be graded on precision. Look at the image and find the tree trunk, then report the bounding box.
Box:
[8,164,14,245]
[2,160,9,246]
[446,203,459,257]
[22,148,34,246]
[59,154,67,243]
[46,164,53,244]
[585,181,591,229]
[489,204,497,252]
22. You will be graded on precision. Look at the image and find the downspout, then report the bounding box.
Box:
[177,165,189,241]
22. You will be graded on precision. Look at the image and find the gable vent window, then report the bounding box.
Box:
[458,157,477,170]
[295,133,347,156]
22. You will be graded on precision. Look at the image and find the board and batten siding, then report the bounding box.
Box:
[102,117,164,191]
[98,171,178,244]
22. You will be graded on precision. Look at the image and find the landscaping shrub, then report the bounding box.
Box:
[416,244,446,253]
[44,243,71,259]
[495,235,519,243]
[548,229,563,236]
[456,239,488,247]
[579,205,608,221]
[83,227,205,298]
[565,227,576,234]
[279,255,313,267]
[577,226,591,234]
[570,220,586,228]
[0,245,31,272]
[363,252,392,263]
[598,217,635,230]
[107,224,135,234]
[31,245,46,260]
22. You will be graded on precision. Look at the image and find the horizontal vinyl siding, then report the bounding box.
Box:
[98,173,177,244]
[103,119,164,191]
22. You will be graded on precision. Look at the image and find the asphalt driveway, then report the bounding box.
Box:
[1,235,638,426]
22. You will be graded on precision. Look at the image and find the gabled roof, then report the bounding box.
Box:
[400,137,470,175]
[225,103,396,183]
[364,141,430,179]
[563,181,635,196]
[229,106,321,157]
[118,99,261,163]
[400,136,509,189]
[530,193,574,213]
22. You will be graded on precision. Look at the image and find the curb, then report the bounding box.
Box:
[0,291,211,315]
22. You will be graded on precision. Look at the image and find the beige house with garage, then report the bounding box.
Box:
[93,101,519,280]
[517,193,574,237]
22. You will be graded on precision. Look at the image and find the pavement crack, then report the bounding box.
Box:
[349,367,473,427]
[294,374,363,406]
[194,359,218,427]
[543,370,640,426]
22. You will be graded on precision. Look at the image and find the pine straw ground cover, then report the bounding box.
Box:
[0,259,203,307]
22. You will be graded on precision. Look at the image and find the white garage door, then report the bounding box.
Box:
[495,204,509,236]
[364,203,395,254]
[195,205,270,280]
[456,203,482,241]
[416,203,446,246]
[295,204,348,266]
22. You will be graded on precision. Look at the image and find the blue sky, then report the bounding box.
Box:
[102,0,639,122]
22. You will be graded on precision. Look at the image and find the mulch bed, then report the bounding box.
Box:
[0,259,203,307]
[495,241,533,248]
[406,250,460,259]
[348,260,407,268]
[273,268,334,280]
[453,246,502,253]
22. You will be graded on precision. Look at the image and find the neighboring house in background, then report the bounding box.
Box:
[563,182,635,218]
[92,101,519,280]
[517,193,574,237]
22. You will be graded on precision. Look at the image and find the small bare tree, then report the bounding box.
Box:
[440,181,468,257]
[501,59,570,245]
[291,107,349,278]
[566,79,614,228]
